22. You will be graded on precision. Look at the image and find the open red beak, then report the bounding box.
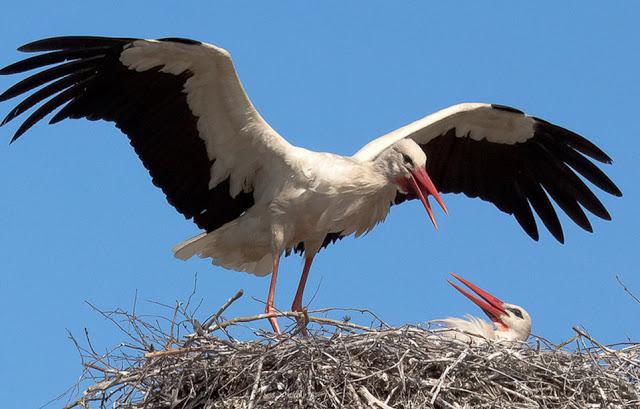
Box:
[408,166,448,229]
[448,273,507,325]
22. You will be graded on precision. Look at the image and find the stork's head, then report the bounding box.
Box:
[448,273,532,342]
[377,139,447,228]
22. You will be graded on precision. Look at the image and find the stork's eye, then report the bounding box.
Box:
[507,307,524,319]
[402,154,413,166]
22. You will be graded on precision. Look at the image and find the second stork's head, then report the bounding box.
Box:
[448,273,532,342]
[376,139,448,228]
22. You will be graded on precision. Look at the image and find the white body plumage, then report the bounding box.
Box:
[175,149,399,275]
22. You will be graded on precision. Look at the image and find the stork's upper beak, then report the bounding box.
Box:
[408,166,448,229]
[448,273,507,326]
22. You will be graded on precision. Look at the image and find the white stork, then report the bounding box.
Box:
[0,36,621,334]
[432,273,532,343]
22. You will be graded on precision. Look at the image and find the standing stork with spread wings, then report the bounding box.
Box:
[0,36,621,334]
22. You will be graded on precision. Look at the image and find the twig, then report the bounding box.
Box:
[358,386,396,409]
[573,326,614,353]
[616,275,640,304]
[209,310,372,332]
[144,346,206,359]
[247,355,265,409]
[430,348,469,405]
[202,288,244,331]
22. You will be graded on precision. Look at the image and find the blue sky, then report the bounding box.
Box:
[0,2,638,407]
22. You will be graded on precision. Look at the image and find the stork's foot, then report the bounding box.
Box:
[290,256,313,337]
[292,300,309,336]
[264,254,282,335]
[265,304,282,335]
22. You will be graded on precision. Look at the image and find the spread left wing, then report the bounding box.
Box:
[0,36,295,234]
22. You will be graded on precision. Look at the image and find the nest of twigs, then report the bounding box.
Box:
[64,290,639,409]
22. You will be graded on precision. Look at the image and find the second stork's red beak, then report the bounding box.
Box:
[448,273,507,325]
[409,166,448,229]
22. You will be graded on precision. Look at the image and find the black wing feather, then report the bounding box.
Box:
[534,118,612,163]
[518,173,564,242]
[534,129,621,196]
[2,70,94,125]
[17,36,137,52]
[12,83,87,141]
[0,47,112,75]
[0,56,104,102]
[511,181,539,241]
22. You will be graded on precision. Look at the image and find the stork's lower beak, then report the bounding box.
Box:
[409,166,448,229]
[448,273,507,325]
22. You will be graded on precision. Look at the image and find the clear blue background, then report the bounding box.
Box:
[0,2,637,407]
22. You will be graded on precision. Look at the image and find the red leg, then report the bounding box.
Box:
[265,254,281,335]
[292,256,314,335]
